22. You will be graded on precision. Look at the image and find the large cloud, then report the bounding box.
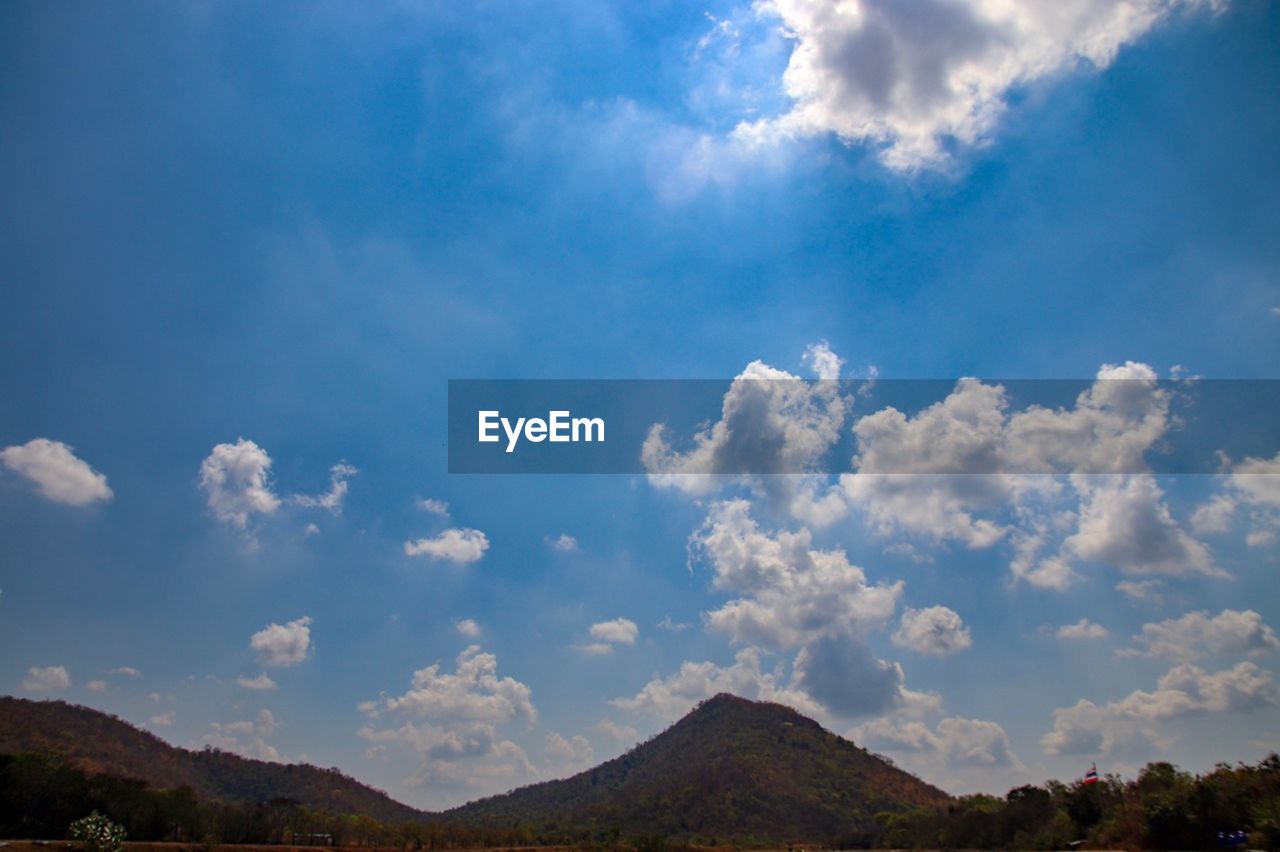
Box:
[643,342,849,515]
[1,439,112,506]
[1042,661,1278,755]
[1122,609,1280,662]
[249,616,313,667]
[855,715,1015,768]
[837,363,1220,588]
[611,647,824,722]
[1062,474,1221,579]
[358,646,537,806]
[736,0,1226,170]
[692,500,901,650]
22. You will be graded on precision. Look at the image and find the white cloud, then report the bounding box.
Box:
[22,666,70,692]
[572,642,615,657]
[1,439,112,506]
[692,500,901,651]
[1043,661,1278,755]
[205,709,281,761]
[404,528,490,563]
[736,0,1225,170]
[237,673,279,691]
[802,340,845,381]
[111,666,141,677]
[455,618,482,638]
[1191,452,1280,548]
[547,533,579,552]
[292,462,357,513]
[418,498,450,515]
[250,616,313,668]
[892,606,972,656]
[199,439,280,528]
[595,719,639,742]
[85,680,107,693]
[643,349,849,514]
[358,646,537,806]
[612,647,823,723]
[658,615,692,632]
[544,732,594,777]
[150,712,175,727]
[1123,609,1280,661]
[1116,579,1164,604]
[1063,474,1222,579]
[1057,618,1109,641]
[589,618,639,646]
[855,715,1015,768]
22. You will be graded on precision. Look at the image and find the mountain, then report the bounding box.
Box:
[0,696,424,823]
[447,693,952,845]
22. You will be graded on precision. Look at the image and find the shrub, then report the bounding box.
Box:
[68,811,127,852]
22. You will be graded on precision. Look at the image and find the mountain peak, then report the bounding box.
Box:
[451,693,950,845]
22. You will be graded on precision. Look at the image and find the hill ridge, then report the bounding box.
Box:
[0,696,424,823]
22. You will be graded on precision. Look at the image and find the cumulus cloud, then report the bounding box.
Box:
[892,606,972,656]
[111,666,141,677]
[1122,609,1280,661]
[544,732,594,777]
[1,439,112,506]
[21,665,70,692]
[199,439,281,528]
[237,673,279,691]
[1057,618,1109,641]
[205,709,281,761]
[595,719,639,742]
[250,616,313,668]
[404,528,490,563]
[1043,661,1278,755]
[547,533,579,552]
[1063,474,1222,579]
[358,646,537,806]
[643,348,849,514]
[692,500,901,651]
[589,618,639,646]
[855,715,1016,768]
[838,364,1218,588]
[736,0,1226,170]
[794,634,909,717]
[418,498,450,515]
[612,647,823,723]
[455,618,482,638]
[86,680,107,693]
[291,462,357,513]
[1191,451,1280,548]
[150,712,175,728]
[1116,579,1164,604]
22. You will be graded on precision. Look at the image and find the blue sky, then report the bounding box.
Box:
[2,0,1279,809]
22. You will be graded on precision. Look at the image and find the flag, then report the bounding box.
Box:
[1084,764,1099,785]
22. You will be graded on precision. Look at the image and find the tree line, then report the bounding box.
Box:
[4,749,1280,849]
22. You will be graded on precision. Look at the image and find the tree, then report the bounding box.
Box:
[69,811,127,852]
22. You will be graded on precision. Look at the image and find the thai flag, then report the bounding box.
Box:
[1084,764,1099,785]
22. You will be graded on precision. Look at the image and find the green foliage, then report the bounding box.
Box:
[68,811,126,852]
[880,755,1280,850]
